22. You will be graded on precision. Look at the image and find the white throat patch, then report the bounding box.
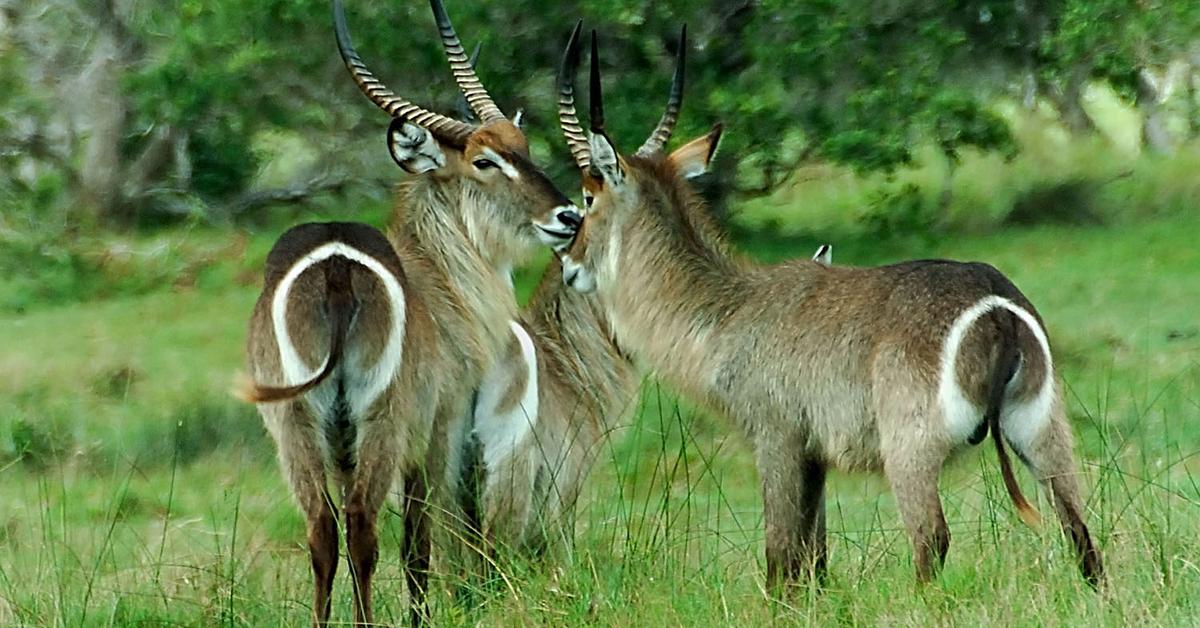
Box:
[473,321,540,472]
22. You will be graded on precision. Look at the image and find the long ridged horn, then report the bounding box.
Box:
[333,0,473,144]
[453,42,483,123]
[636,25,687,157]
[429,0,505,124]
[558,21,590,170]
[589,30,605,134]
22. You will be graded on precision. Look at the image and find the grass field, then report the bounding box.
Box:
[1,199,1199,625]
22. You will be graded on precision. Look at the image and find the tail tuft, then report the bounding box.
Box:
[232,371,261,403]
[1016,500,1042,528]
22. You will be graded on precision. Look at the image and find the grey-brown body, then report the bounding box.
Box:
[554,28,1102,589]
[567,150,1104,589]
[242,163,573,625]
[469,262,639,553]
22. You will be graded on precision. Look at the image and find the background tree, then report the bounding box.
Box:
[0,0,1196,230]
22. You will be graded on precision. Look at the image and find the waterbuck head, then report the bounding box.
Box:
[555,24,722,293]
[334,0,581,254]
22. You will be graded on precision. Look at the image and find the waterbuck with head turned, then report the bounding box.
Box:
[237,1,579,624]
[554,27,1103,590]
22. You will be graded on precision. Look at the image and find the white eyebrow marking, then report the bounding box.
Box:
[480,147,520,180]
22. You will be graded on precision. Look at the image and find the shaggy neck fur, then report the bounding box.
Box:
[390,176,525,367]
[525,264,640,437]
[600,165,750,404]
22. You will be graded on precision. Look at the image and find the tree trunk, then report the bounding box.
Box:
[1056,70,1096,134]
[73,20,127,225]
[1138,66,1175,154]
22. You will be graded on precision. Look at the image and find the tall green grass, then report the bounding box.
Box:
[1,207,1197,624]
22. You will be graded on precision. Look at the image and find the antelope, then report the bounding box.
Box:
[554,26,1103,590]
[236,1,579,624]
[466,259,640,553]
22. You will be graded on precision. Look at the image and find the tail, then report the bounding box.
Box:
[236,257,356,404]
[985,309,1042,528]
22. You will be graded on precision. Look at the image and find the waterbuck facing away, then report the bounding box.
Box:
[236,1,579,624]
[554,27,1103,589]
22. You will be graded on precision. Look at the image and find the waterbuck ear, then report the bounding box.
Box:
[387,118,447,174]
[588,131,623,185]
[668,122,723,180]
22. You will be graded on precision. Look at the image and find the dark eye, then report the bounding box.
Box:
[473,158,498,170]
[584,195,594,208]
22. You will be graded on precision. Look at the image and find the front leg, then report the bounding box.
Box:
[804,460,828,578]
[756,435,827,592]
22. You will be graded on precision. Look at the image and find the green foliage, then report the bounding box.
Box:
[188,118,259,200]
[859,183,935,240]
[4,0,1199,222]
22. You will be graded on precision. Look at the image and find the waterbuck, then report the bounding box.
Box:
[554,27,1103,589]
[465,259,639,553]
[236,1,579,624]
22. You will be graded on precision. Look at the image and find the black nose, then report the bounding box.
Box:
[557,209,583,230]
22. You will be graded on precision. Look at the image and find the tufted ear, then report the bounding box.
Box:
[588,131,623,185]
[667,123,722,180]
[387,118,448,174]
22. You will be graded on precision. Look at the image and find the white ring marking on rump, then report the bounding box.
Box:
[270,241,406,419]
[938,295,1053,448]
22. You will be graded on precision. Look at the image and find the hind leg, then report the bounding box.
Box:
[270,409,339,626]
[344,426,399,625]
[402,467,432,626]
[1007,393,1103,586]
[883,447,950,582]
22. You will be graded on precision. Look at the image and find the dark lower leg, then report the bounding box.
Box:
[800,460,828,581]
[762,456,827,591]
[1018,411,1104,588]
[345,501,379,626]
[1050,473,1104,587]
[308,492,339,627]
[404,470,431,626]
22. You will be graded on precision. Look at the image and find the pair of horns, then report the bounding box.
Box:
[333,0,506,145]
[558,21,687,170]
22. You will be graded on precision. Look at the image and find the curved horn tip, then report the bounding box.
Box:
[561,20,583,71]
[589,29,605,133]
[332,0,352,53]
[558,20,592,170]
[429,0,452,28]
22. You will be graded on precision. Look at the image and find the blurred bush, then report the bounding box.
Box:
[0,0,1195,233]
